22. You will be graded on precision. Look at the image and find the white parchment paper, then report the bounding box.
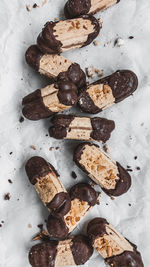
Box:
[0,0,150,266]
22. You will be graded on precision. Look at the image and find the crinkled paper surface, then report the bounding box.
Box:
[0,0,150,266]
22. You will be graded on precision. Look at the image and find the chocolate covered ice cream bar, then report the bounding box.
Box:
[73,143,131,196]
[25,45,86,88]
[49,114,115,142]
[78,70,138,114]
[37,15,102,54]
[25,156,71,215]
[47,183,100,239]
[22,80,78,120]
[64,0,120,18]
[87,218,144,267]
[29,235,93,267]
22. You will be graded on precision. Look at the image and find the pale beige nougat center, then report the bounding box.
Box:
[41,84,71,112]
[55,239,75,267]
[39,54,72,78]
[34,171,66,206]
[79,145,119,190]
[53,18,95,51]
[94,224,133,258]
[87,84,115,110]
[66,117,93,140]
[64,199,90,233]
[89,0,117,14]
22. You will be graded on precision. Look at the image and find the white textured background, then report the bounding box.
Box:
[0,0,150,266]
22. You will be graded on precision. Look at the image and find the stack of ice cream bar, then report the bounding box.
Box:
[23,0,144,266]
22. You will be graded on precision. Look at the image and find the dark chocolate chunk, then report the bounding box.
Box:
[97,70,138,103]
[90,117,115,142]
[47,192,71,216]
[25,156,59,185]
[4,193,11,201]
[29,241,58,267]
[106,250,144,267]
[71,235,93,265]
[64,0,91,19]
[57,81,78,106]
[25,45,42,71]
[46,214,69,239]
[87,217,107,244]
[69,183,98,206]
[71,171,77,179]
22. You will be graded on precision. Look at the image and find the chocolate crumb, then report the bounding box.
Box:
[134,156,137,160]
[71,171,77,179]
[4,193,11,200]
[37,224,43,230]
[136,167,140,170]
[93,40,99,46]
[111,197,115,200]
[128,203,131,206]
[129,36,134,39]
[127,165,131,169]
[0,224,2,228]
[126,168,133,172]
[30,145,36,150]
[9,152,13,155]
[106,203,108,206]
[33,3,38,8]
[49,147,54,151]
[19,116,24,123]
[26,4,31,11]
[1,221,4,224]
[8,179,13,184]
[45,134,48,137]
[55,147,59,150]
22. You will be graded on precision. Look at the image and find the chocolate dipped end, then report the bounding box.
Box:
[49,114,75,139]
[47,192,71,216]
[47,214,69,239]
[98,70,138,103]
[103,162,131,197]
[25,45,42,71]
[64,0,91,19]
[22,89,53,121]
[81,15,101,47]
[78,90,101,114]
[70,183,98,206]
[37,21,62,54]
[25,156,56,185]
[106,250,144,267]
[71,235,93,265]
[87,217,108,245]
[90,117,115,142]
[57,81,78,106]
[29,241,58,267]
[58,63,86,89]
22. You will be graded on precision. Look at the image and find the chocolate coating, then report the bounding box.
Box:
[47,214,69,239]
[49,114,75,139]
[73,143,131,197]
[25,45,42,71]
[58,63,86,89]
[106,251,144,267]
[25,156,57,185]
[69,183,98,206]
[87,217,107,244]
[37,21,62,54]
[78,89,101,114]
[71,235,93,265]
[37,15,100,54]
[103,162,131,196]
[47,192,71,216]
[90,117,115,142]
[94,70,138,103]
[57,81,78,106]
[22,89,53,120]
[64,0,91,19]
[29,241,58,267]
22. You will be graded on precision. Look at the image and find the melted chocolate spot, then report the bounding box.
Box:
[47,192,71,216]
[71,235,93,265]
[29,241,58,267]
[25,45,42,71]
[87,217,107,244]
[64,0,91,19]
[91,117,115,142]
[25,156,59,185]
[46,214,69,239]
[106,250,144,267]
[70,183,98,206]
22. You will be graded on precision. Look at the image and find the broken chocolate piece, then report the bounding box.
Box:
[29,235,93,267]
[49,114,115,142]
[87,217,144,267]
[64,0,120,18]
[37,15,101,54]
[47,183,99,239]
[73,142,131,196]
[25,156,71,215]
[78,70,138,114]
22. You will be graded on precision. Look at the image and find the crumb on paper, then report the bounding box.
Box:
[128,203,132,206]
[49,147,54,151]
[111,196,115,200]
[129,36,134,39]
[33,3,39,8]
[126,168,133,172]
[4,193,11,201]
[26,4,31,11]
[8,179,13,184]
[103,144,110,154]
[28,224,32,228]
[19,116,24,123]
[9,152,13,155]
[134,156,137,160]
[42,0,48,7]
[136,167,140,171]
[45,134,48,137]
[93,40,99,46]
[37,224,43,230]
[0,224,2,228]
[86,66,95,78]
[114,37,124,47]
[55,147,59,150]
[32,229,49,241]
[71,171,77,179]
[30,145,36,150]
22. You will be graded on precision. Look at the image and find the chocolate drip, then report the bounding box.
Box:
[106,250,144,267]
[71,235,93,265]
[70,183,98,206]
[64,0,91,19]
[87,217,107,244]
[25,45,42,71]
[47,192,71,216]
[91,117,115,142]
[29,241,58,267]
